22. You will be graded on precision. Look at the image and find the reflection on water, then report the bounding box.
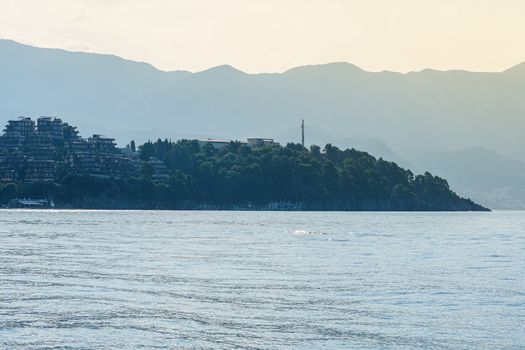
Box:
[0,210,524,349]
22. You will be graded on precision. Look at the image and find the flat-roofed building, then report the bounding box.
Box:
[24,158,57,183]
[37,117,64,139]
[0,134,24,150]
[88,134,118,154]
[0,116,140,182]
[146,157,170,184]
[3,117,35,136]
[8,198,53,208]
[247,138,275,148]
[68,139,90,154]
[24,134,56,159]
[62,123,80,141]
[197,138,248,150]
[198,139,232,150]
[0,151,26,172]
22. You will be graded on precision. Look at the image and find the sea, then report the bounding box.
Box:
[0,210,523,349]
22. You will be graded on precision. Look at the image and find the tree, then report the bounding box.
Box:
[141,162,155,181]
[0,183,18,204]
[8,137,486,211]
[139,141,155,160]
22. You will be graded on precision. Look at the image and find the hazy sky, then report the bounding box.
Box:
[0,0,523,73]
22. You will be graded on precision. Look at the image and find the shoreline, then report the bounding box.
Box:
[0,206,491,212]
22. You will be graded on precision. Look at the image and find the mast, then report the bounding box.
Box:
[301,119,305,147]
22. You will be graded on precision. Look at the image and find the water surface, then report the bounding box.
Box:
[0,210,523,349]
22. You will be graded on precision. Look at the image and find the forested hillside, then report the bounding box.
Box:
[3,140,487,211]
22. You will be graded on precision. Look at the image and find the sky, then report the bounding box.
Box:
[0,0,524,73]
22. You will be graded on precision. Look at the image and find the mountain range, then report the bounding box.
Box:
[0,39,523,209]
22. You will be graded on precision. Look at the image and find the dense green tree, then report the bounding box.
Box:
[0,139,487,211]
[0,183,17,203]
[141,162,155,181]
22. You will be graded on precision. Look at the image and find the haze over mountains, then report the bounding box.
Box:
[0,39,524,209]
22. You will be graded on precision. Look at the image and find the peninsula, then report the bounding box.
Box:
[0,116,488,211]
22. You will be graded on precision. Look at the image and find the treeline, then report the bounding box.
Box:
[1,139,488,211]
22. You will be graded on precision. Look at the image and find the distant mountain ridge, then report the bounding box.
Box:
[0,39,524,208]
[415,147,525,209]
[503,61,525,73]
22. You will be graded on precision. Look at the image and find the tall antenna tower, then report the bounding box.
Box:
[301,119,305,147]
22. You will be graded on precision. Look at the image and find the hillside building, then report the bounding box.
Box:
[0,116,141,183]
[37,117,65,139]
[24,158,57,183]
[198,138,275,149]
[3,117,35,136]
[247,138,275,148]
[146,157,170,184]
[198,139,238,150]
